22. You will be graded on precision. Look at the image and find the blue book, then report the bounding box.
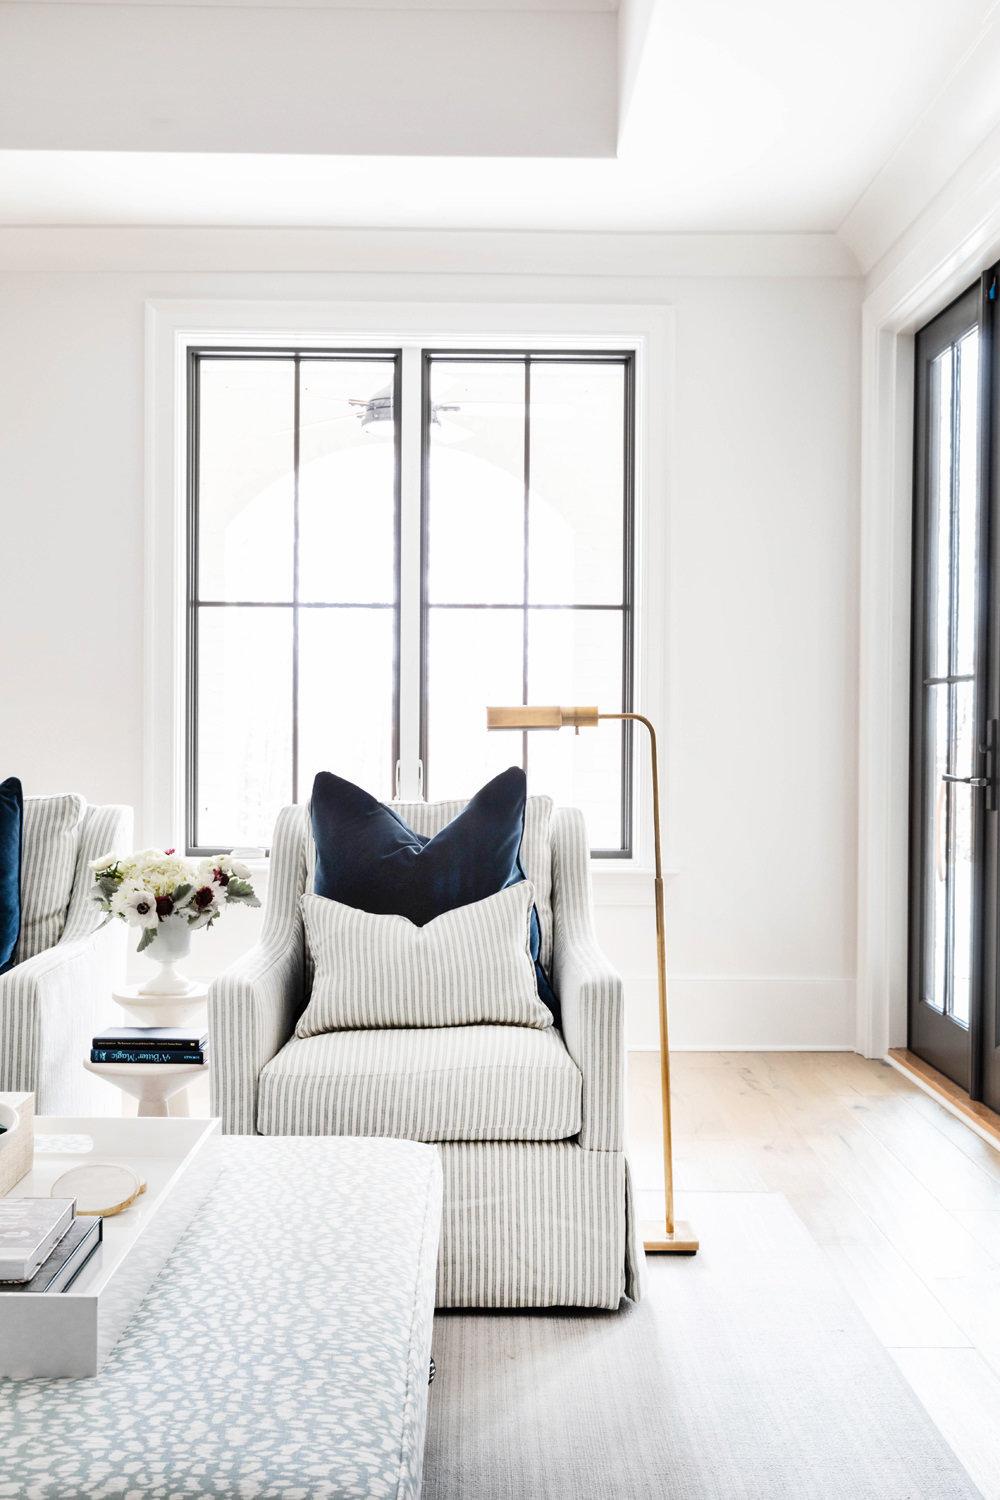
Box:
[90,1048,205,1065]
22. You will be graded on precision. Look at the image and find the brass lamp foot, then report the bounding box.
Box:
[641,1219,699,1255]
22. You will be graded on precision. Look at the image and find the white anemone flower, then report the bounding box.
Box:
[111,883,159,929]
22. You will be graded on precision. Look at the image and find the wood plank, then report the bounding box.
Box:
[846,1094,1000,1213]
[889,1047,1000,1151]
[806,1122,998,1280]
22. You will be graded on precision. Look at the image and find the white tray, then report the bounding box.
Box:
[0,1114,220,1378]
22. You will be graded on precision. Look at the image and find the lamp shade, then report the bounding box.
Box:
[486,705,600,731]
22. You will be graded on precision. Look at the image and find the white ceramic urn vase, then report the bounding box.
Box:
[138,915,196,996]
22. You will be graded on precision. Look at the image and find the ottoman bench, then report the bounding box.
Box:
[0,1135,443,1499]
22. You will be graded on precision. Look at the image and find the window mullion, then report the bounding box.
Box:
[397,346,423,799]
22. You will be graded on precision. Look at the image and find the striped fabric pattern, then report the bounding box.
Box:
[209,804,308,1136]
[436,1141,627,1309]
[257,1023,583,1142]
[398,794,554,970]
[0,801,132,1113]
[296,883,552,1036]
[15,792,86,963]
[551,805,625,1154]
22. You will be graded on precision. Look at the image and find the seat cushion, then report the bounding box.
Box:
[296,884,553,1035]
[258,1024,583,1143]
[17,793,85,962]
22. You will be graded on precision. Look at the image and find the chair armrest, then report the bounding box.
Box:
[551,807,625,1152]
[208,933,304,1135]
[0,921,125,1114]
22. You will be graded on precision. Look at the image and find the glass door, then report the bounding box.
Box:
[909,283,990,1092]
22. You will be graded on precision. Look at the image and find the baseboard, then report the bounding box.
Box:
[623,975,856,1052]
[628,1044,857,1053]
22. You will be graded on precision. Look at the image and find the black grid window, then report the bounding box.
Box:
[186,344,635,857]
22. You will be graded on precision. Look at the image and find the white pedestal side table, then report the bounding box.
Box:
[111,981,209,1031]
[83,1057,209,1117]
[89,983,211,1117]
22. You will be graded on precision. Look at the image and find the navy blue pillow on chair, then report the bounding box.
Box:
[310,766,558,1019]
[0,776,23,975]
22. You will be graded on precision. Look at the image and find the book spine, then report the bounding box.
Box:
[91,1039,205,1051]
[90,1049,205,1065]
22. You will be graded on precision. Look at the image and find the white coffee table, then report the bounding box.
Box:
[0,1112,220,1377]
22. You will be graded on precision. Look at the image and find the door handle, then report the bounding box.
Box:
[941,774,989,786]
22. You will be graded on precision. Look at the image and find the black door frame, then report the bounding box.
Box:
[908,276,995,1096]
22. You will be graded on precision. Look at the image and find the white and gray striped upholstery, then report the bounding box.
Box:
[209,794,640,1309]
[15,792,86,962]
[297,884,552,1035]
[438,1141,628,1308]
[0,799,132,1114]
[258,1024,582,1141]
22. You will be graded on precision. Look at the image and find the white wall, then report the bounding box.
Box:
[0,231,861,1048]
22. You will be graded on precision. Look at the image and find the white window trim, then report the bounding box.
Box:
[145,296,674,872]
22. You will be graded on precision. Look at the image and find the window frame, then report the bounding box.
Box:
[184,345,403,856]
[419,347,636,855]
[146,299,671,875]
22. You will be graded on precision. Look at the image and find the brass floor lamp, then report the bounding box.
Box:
[486,704,698,1255]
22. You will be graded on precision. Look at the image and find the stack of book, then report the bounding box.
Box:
[0,1197,103,1293]
[91,1027,208,1065]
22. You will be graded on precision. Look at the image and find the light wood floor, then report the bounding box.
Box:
[627,1050,1000,1499]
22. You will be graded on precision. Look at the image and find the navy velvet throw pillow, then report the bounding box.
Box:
[310,767,557,1018]
[0,776,23,975]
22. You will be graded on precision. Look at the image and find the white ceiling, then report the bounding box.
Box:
[0,0,998,256]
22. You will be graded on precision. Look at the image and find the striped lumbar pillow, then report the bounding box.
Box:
[296,882,553,1035]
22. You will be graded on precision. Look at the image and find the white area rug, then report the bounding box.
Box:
[424,1193,982,1499]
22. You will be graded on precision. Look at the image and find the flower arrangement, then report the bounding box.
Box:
[91,848,261,952]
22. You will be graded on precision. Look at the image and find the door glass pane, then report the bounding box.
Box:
[928,348,953,682]
[298,360,397,605]
[426,362,526,605]
[196,607,292,849]
[198,360,295,603]
[955,331,981,677]
[527,609,625,849]
[425,608,524,799]
[924,684,948,1013]
[528,362,625,606]
[950,679,976,1026]
[297,608,395,801]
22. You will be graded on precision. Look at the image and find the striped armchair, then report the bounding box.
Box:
[209,795,641,1310]
[0,795,132,1114]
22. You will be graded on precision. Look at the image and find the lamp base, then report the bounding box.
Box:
[641,1219,699,1255]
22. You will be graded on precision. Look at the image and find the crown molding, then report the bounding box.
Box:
[0,226,860,278]
[840,5,1000,276]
